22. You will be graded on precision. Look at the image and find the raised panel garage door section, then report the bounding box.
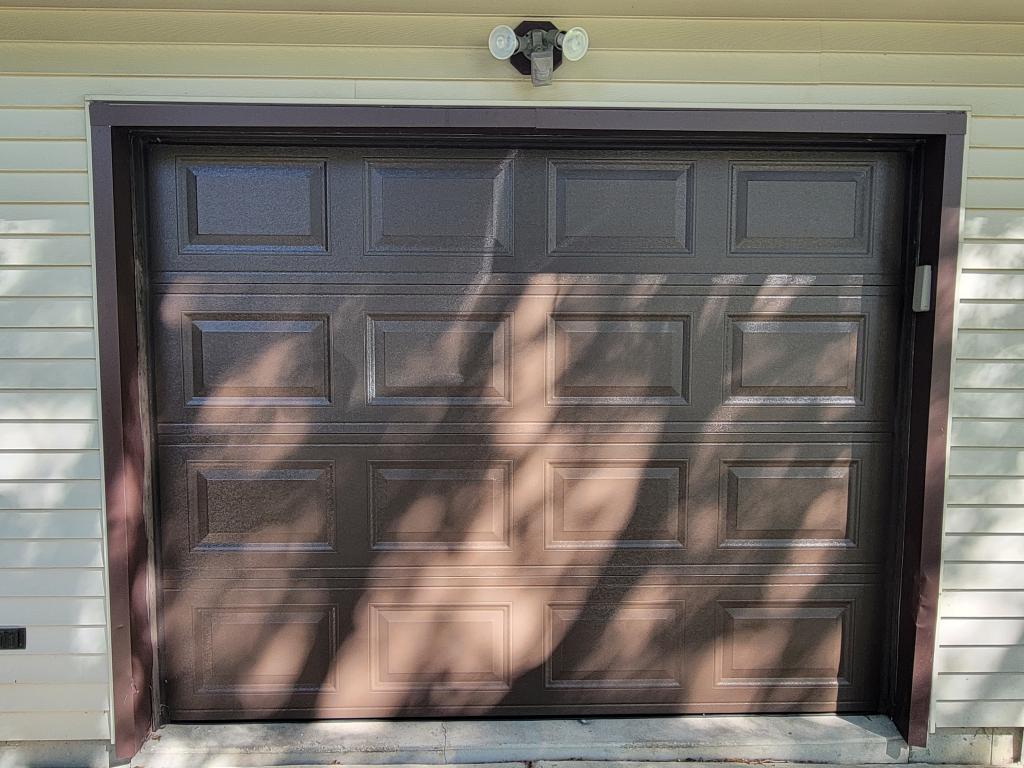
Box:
[147,144,907,719]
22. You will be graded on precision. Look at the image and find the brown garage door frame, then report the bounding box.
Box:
[88,103,965,760]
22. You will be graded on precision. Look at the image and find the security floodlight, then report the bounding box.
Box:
[488,20,589,86]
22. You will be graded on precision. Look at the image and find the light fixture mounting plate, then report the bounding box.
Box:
[510,20,563,76]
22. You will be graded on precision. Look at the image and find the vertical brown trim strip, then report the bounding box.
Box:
[92,124,153,760]
[907,134,964,746]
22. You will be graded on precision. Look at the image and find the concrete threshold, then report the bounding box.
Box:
[131,715,909,767]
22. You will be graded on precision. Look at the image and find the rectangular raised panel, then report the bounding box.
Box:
[177,158,327,253]
[194,606,337,693]
[187,460,335,552]
[369,461,512,550]
[546,461,686,550]
[183,313,330,406]
[726,315,865,405]
[366,314,511,405]
[716,601,854,687]
[730,163,873,254]
[365,158,512,256]
[548,314,690,405]
[546,602,684,689]
[548,160,693,254]
[369,604,510,690]
[721,461,858,548]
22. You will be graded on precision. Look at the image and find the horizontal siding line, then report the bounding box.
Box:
[953,387,1024,393]
[960,268,1024,274]
[935,698,1024,702]
[0,232,90,237]
[6,9,1024,23]
[0,652,107,658]
[0,388,97,393]
[0,201,89,206]
[0,326,95,332]
[4,38,1024,57]
[0,537,103,542]
[946,503,1024,507]
[945,559,1024,565]
[0,356,96,361]
[0,105,82,110]
[958,299,1024,305]
[954,327,1024,333]
[956,357,1024,363]
[0,567,103,572]
[954,361,1024,367]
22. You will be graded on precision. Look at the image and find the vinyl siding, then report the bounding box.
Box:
[0,6,1022,742]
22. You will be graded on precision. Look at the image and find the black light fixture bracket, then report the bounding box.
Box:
[508,20,563,77]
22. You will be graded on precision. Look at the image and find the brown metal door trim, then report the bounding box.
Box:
[89,104,964,760]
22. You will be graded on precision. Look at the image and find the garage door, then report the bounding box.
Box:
[147,143,907,719]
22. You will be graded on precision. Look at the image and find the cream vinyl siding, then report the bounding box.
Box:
[0,6,1023,742]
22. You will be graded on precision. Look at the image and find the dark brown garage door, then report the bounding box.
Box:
[147,143,907,720]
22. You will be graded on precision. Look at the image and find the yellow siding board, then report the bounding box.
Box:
[8,0,1024,23]
[945,507,1024,534]
[0,360,96,389]
[0,298,94,328]
[0,683,108,712]
[948,448,1024,475]
[947,477,1024,505]
[954,361,1024,389]
[0,596,106,625]
[0,107,85,139]
[938,618,1024,644]
[0,173,91,204]
[0,422,99,450]
[933,701,1024,728]
[0,329,96,357]
[937,646,1024,673]
[964,210,1024,239]
[0,452,101,481]
[960,243,1024,270]
[957,302,1024,330]
[0,204,91,235]
[0,540,103,569]
[0,236,93,267]
[0,391,99,421]
[0,711,109,740]
[971,117,1024,147]
[0,569,105,598]
[939,591,1024,617]
[942,533,1024,562]
[951,419,1024,448]
[0,479,103,510]
[0,267,96,298]
[0,654,108,684]
[0,43,834,85]
[943,563,1024,590]
[967,149,1024,179]
[0,11,830,52]
[957,330,1024,360]
[934,673,1024,700]
[0,512,102,540]
[951,392,1024,419]
[0,140,87,172]
[965,179,1024,209]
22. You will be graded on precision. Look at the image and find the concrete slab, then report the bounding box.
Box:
[132,721,447,767]
[444,715,908,764]
[133,715,910,767]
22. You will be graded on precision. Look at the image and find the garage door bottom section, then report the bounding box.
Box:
[133,715,909,767]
